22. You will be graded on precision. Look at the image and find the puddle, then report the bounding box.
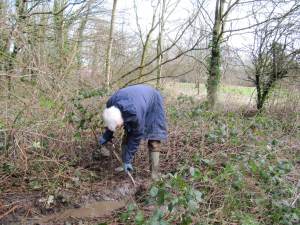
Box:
[37,200,126,223]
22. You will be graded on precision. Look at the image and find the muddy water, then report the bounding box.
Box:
[37,200,126,223]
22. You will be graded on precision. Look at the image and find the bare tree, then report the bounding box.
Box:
[115,1,203,86]
[248,17,300,109]
[206,0,225,109]
[156,0,166,88]
[104,0,118,88]
[134,0,159,82]
[203,0,246,109]
[75,2,91,87]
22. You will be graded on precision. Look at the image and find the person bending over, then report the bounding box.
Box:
[98,84,167,180]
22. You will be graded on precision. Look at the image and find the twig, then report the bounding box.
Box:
[112,144,136,187]
[291,193,300,207]
[0,204,21,220]
[0,175,10,185]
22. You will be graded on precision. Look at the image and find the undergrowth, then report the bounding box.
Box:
[115,93,300,225]
[0,89,299,225]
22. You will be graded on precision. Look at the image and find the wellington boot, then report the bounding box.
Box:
[150,152,160,181]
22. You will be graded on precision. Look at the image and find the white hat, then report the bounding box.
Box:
[102,106,123,131]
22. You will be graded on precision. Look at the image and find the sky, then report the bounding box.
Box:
[116,0,195,37]
[103,0,299,54]
[105,0,248,49]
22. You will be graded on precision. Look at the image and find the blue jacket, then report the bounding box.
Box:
[101,85,167,164]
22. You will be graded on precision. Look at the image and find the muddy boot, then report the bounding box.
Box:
[150,152,160,181]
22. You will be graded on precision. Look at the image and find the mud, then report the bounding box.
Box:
[0,136,177,224]
[35,200,126,224]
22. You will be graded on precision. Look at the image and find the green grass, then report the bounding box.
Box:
[163,82,255,97]
[220,84,255,97]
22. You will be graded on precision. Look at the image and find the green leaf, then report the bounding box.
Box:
[2,162,16,174]
[152,209,164,221]
[248,160,258,174]
[194,190,203,202]
[180,214,193,225]
[32,141,41,149]
[39,96,55,109]
[201,159,215,167]
[0,120,4,129]
[120,212,129,222]
[73,132,81,141]
[168,197,179,212]
[188,200,199,212]
[171,174,187,190]
[157,188,166,205]
[29,180,42,190]
[135,211,144,225]
[150,186,159,197]
[127,203,136,212]
[189,167,201,178]
[240,213,260,225]
[160,221,169,225]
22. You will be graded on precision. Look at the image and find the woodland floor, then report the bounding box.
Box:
[1,83,299,225]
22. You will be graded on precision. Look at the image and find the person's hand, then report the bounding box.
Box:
[98,136,107,145]
[123,163,133,173]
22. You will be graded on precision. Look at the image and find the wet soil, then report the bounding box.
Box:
[0,120,208,225]
[35,200,126,224]
[0,140,161,225]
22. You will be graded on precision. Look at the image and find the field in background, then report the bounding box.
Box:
[163,82,256,109]
[163,81,300,113]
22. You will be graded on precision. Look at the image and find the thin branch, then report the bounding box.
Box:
[127,69,195,87]
[114,8,201,83]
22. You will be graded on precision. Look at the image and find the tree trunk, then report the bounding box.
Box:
[136,2,158,83]
[105,0,118,88]
[37,13,48,74]
[4,0,27,96]
[53,0,67,78]
[255,69,263,110]
[76,4,90,87]
[5,40,17,99]
[256,89,263,110]
[156,0,166,88]
[206,0,225,109]
[197,79,200,95]
[139,10,157,82]
[139,36,150,79]
[256,43,283,110]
